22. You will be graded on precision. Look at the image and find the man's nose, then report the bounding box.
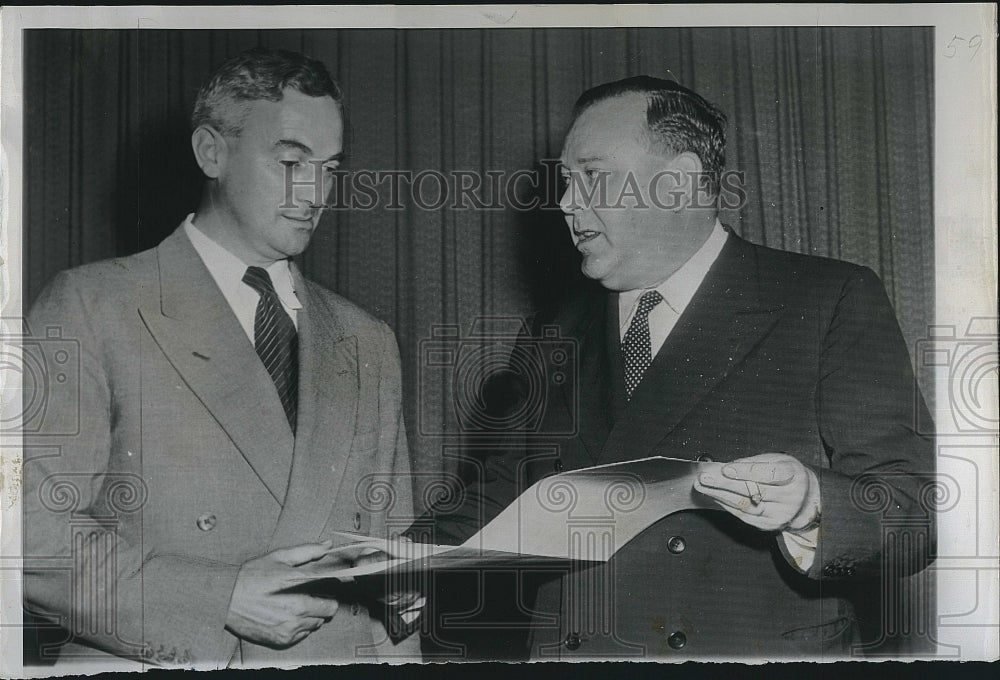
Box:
[288,162,326,208]
[559,181,583,214]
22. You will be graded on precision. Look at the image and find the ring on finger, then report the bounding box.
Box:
[746,480,763,505]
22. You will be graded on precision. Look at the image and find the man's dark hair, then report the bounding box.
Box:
[191,47,342,137]
[573,75,728,199]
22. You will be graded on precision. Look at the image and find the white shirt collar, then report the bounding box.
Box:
[184,214,301,312]
[619,219,729,331]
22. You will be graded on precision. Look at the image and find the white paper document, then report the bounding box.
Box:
[293,456,722,583]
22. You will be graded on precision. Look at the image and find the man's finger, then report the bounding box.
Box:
[299,616,326,632]
[699,473,803,504]
[297,595,340,620]
[721,462,795,485]
[272,540,336,567]
[697,472,765,497]
[353,548,390,567]
[693,480,764,515]
[288,622,322,646]
[284,616,326,645]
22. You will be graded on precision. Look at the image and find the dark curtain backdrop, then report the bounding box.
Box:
[23,27,935,494]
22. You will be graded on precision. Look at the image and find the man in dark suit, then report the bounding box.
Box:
[23,48,419,669]
[425,76,935,658]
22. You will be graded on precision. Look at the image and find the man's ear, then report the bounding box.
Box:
[668,152,704,210]
[191,125,228,179]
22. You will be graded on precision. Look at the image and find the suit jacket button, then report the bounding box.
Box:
[196,514,216,531]
[564,632,581,650]
[667,536,686,554]
[667,631,687,650]
[553,459,564,473]
[697,455,713,462]
[353,512,362,531]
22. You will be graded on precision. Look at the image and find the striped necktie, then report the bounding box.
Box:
[242,266,298,432]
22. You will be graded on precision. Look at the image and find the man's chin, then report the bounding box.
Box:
[581,260,614,288]
[276,235,314,259]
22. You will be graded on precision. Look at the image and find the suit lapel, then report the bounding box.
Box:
[600,234,785,463]
[137,227,294,503]
[605,295,629,428]
[268,271,359,548]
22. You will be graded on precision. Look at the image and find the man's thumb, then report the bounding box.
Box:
[273,540,334,566]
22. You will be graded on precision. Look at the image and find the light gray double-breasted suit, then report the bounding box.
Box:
[23,225,418,668]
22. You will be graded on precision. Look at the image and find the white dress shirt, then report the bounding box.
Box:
[184,215,301,344]
[618,220,729,348]
[617,219,819,572]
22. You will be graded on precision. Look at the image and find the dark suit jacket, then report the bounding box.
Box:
[426,230,935,659]
[23,226,419,669]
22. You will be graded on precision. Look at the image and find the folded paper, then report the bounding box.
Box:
[292,456,722,583]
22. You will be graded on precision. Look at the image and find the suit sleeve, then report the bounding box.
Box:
[808,266,936,581]
[22,271,240,668]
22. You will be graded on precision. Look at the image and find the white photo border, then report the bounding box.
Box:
[1,4,996,673]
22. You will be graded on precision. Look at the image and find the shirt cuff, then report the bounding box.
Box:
[382,595,425,642]
[397,595,426,625]
[780,526,819,572]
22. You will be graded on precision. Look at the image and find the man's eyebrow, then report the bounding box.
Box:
[558,156,605,169]
[274,139,345,162]
[274,139,312,154]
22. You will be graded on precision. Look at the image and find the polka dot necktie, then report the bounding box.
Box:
[621,290,663,400]
[243,266,298,433]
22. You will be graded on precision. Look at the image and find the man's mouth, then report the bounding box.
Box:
[282,212,316,224]
[574,229,601,245]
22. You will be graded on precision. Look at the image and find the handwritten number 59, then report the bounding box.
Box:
[945,34,982,60]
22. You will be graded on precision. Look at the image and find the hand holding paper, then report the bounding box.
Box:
[693,453,820,532]
[309,533,426,636]
[225,541,347,649]
[351,535,424,611]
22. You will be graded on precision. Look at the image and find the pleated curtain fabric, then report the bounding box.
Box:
[23,25,935,497]
[22,25,937,658]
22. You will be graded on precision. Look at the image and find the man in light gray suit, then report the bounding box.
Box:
[23,47,419,669]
